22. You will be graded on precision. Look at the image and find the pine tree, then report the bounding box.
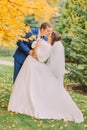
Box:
[24,14,40,28]
[58,0,87,86]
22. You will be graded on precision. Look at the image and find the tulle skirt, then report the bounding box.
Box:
[8,56,84,123]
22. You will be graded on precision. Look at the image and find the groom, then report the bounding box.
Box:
[13,22,52,82]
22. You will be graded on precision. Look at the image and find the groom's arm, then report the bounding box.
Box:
[30,28,39,35]
[16,28,39,55]
[17,40,31,56]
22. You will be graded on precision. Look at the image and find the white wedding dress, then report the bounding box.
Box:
[8,40,84,123]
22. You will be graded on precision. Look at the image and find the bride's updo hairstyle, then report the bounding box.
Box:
[51,31,61,45]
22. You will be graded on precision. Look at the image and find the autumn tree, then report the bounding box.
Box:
[58,0,87,86]
[0,0,58,47]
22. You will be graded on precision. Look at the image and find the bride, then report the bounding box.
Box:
[8,31,84,123]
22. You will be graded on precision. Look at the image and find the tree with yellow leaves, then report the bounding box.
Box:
[0,0,58,47]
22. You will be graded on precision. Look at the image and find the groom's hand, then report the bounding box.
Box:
[29,50,37,58]
[29,50,33,56]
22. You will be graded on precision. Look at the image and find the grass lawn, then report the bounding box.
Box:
[0,65,87,130]
[0,56,13,62]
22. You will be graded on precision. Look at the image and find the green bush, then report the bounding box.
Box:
[0,45,16,56]
[57,0,87,86]
[24,14,41,28]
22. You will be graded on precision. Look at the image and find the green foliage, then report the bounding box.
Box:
[57,0,87,86]
[24,14,41,28]
[0,56,13,61]
[50,0,65,31]
[0,45,16,56]
[50,15,60,31]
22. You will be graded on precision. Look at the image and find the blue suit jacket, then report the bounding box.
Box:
[13,28,48,64]
[13,28,38,64]
[13,40,32,64]
[23,28,48,41]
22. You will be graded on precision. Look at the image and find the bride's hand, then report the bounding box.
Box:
[31,39,42,58]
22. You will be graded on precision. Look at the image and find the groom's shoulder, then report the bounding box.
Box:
[30,28,39,35]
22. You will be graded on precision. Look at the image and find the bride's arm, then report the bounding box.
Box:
[30,39,42,58]
[30,40,51,62]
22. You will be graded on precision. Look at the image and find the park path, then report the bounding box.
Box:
[0,60,14,66]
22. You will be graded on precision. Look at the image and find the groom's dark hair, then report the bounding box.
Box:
[40,22,52,30]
